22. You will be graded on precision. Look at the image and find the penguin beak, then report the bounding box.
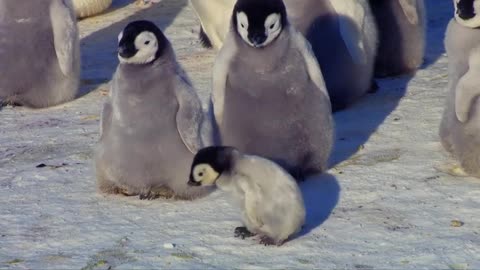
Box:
[118,44,137,58]
[188,180,201,186]
[249,34,267,48]
[188,175,201,186]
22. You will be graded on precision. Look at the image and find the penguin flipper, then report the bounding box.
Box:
[398,0,420,25]
[290,27,330,101]
[50,0,78,76]
[175,76,204,154]
[455,69,480,123]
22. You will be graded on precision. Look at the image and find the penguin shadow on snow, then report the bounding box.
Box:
[77,0,188,97]
[329,1,450,166]
[297,173,340,237]
[421,0,451,68]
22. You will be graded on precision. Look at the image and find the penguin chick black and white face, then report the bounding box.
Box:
[117,20,168,64]
[232,0,287,48]
[454,0,480,28]
[188,146,237,187]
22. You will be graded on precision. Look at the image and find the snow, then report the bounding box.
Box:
[0,0,479,269]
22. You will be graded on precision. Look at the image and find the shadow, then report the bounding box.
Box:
[422,0,452,68]
[302,13,377,111]
[330,75,411,166]
[297,173,340,236]
[329,0,451,166]
[77,0,188,97]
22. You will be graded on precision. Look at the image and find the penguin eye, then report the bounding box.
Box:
[198,172,204,177]
[269,23,275,30]
[241,23,245,28]
[144,40,150,45]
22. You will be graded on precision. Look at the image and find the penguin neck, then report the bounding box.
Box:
[215,151,241,190]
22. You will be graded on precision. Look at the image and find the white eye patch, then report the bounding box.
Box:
[265,13,281,32]
[193,164,220,186]
[236,11,250,44]
[119,31,158,64]
[262,13,282,46]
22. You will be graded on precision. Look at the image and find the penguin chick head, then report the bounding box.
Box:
[117,20,168,64]
[232,0,287,48]
[188,146,238,187]
[454,0,480,28]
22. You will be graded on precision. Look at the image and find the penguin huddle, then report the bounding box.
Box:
[190,0,426,110]
[0,0,477,246]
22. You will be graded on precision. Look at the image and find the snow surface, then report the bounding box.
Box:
[0,0,479,269]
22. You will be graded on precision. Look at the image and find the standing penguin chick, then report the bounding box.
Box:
[212,0,334,180]
[285,0,378,110]
[439,0,480,177]
[369,0,426,77]
[0,0,80,108]
[95,20,211,200]
[188,146,306,246]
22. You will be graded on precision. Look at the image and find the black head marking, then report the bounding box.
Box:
[232,0,287,45]
[457,0,476,20]
[118,20,168,62]
[189,146,237,182]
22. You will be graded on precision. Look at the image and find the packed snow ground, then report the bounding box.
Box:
[0,0,479,269]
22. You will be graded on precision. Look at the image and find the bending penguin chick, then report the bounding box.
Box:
[0,0,80,108]
[439,0,480,177]
[190,0,378,111]
[369,0,426,77]
[188,146,306,246]
[95,20,211,200]
[212,0,334,180]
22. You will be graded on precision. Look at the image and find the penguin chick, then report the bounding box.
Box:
[0,0,80,108]
[95,20,211,200]
[212,0,334,181]
[369,0,426,77]
[439,0,480,177]
[188,146,306,246]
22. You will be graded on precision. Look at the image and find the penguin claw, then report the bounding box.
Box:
[139,191,158,200]
[259,236,276,246]
[234,227,255,239]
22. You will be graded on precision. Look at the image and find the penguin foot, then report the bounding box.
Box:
[234,227,256,239]
[434,163,469,177]
[259,236,276,246]
[139,190,158,200]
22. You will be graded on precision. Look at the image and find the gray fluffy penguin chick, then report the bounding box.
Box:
[0,0,80,108]
[285,0,378,111]
[439,0,480,177]
[212,0,334,181]
[369,0,426,77]
[188,146,306,246]
[95,20,211,200]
